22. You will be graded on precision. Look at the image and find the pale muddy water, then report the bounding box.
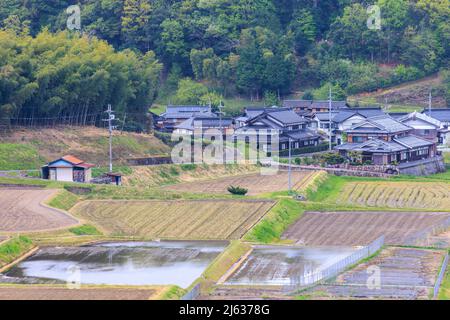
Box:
[1,241,227,288]
[226,246,357,286]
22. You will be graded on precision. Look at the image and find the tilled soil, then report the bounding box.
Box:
[0,286,158,300]
[306,247,445,300]
[283,211,450,246]
[165,171,313,196]
[0,188,78,233]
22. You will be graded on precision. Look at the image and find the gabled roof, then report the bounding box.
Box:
[398,112,441,128]
[310,101,348,109]
[347,115,411,134]
[422,109,450,122]
[61,155,84,165]
[175,117,233,131]
[336,135,433,153]
[282,100,313,108]
[265,109,308,126]
[46,155,94,169]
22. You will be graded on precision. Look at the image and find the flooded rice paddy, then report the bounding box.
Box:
[1,241,227,288]
[225,246,358,286]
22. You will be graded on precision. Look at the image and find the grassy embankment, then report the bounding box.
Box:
[438,255,450,300]
[0,127,170,171]
[0,237,35,269]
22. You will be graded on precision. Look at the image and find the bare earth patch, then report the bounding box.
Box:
[71,199,275,240]
[165,171,314,196]
[0,188,78,233]
[0,286,159,300]
[283,211,450,246]
[308,247,445,300]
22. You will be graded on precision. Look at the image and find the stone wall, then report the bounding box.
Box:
[398,157,446,176]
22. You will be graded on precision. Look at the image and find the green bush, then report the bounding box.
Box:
[69,225,101,236]
[227,186,248,196]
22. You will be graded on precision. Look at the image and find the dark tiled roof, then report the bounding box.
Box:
[266,109,308,125]
[284,129,320,141]
[176,117,233,130]
[423,109,450,122]
[282,100,312,108]
[311,101,348,109]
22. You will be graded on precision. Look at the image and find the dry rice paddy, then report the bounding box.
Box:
[71,199,275,240]
[336,182,450,210]
[0,188,79,233]
[0,286,163,300]
[165,171,316,196]
[283,211,450,246]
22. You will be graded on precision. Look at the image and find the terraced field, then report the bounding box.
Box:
[335,182,450,210]
[0,286,163,300]
[283,211,450,246]
[165,171,318,196]
[308,247,445,300]
[72,200,275,240]
[0,188,79,233]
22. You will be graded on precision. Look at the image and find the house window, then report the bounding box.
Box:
[424,130,430,135]
[293,125,299,130]
[352,136,364,143]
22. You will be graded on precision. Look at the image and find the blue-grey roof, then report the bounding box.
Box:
[348,115,411,134]
[311,101,348,109]
[285,130,320,141]
[394,135,434,148]
[266,109,308,125]
[423,109,450,122]
[162,105,217,119]
[282,100,312,108]
[175,117,233,130]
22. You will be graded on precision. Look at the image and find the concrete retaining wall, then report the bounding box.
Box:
[398,157,446,176]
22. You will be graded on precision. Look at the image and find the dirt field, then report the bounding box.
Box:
[282,211,450,246]
[307,247,445,300]
[335,182,450,210]
[71,199,275,240]
[0,188,79,233]
[165,171,315,195]
[0,286,161,300]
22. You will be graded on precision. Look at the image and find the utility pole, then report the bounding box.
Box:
[103,104,118,173]
[288,138,292,193]
[329,86,333,151]
[429,88,433,114]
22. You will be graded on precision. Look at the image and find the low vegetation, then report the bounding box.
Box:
[202,241,252,282]
[46,190,79,211]
[244,199,305,244]
[68,225,101,236]
[0,143,45,171]
[0,236,34,268]
[0,127,170,170]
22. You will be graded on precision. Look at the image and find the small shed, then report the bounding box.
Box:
[42,155,95,183]
[106,173,122,186]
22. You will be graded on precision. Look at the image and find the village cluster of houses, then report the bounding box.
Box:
[153,101,450,167]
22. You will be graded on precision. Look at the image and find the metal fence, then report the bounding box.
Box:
[404,217,450,247]
[181,283,201,301]
[285,236,385,293]
[434,253,449,299]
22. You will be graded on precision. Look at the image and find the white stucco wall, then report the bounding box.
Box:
[56,167,73,182]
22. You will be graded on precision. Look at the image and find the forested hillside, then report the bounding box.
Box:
[0,0,449,126]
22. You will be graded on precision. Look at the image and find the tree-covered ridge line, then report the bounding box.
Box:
[0,0,449,126]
